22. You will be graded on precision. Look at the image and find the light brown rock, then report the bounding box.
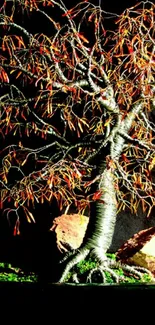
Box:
[50,214,89,253]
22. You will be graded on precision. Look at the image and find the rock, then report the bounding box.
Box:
[116,227,155,276]
[50,214,89,253]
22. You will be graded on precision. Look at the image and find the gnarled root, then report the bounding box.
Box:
[58,247,90,283]
[58,246,154,283]
[86,259,153,284]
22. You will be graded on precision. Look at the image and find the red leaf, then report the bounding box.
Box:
[13,220,20,236]
[121,154,130,163]
[127,45,134,54]
[92,190,102,200]
[13,226,17,236]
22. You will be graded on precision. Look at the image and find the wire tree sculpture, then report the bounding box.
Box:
[0,0,155,282]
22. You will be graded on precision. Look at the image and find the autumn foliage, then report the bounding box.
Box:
[0,0,155,235]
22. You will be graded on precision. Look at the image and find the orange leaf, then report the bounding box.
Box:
[26,211,35,223]
[62,9,73,17]
[16,71,22,79]
[76,33,89,43]
[1,69,9,83]
[63,175,71,189]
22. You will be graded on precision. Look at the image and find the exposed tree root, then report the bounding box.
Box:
[58,247,154,283]
[86,260,153,284]
[58,247,90,283]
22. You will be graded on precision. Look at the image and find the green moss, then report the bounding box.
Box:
[0,273,37,282]
[63,272,73,282]
[141,273,153,283]
[76,258,99,275]
[104,271,114,284]
[0,262,12,269]
[106,253,116,260]
[0,262,38,282]
[0,256,153,284]
[65,254,154,284]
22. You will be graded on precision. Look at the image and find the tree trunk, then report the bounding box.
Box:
[59,103,144,281]
[83,161,117,260]
[83,102,143,260]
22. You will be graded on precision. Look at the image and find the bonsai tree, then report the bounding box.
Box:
[0,0,155,282]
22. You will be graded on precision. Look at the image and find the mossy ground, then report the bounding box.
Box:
[0,253,153,283]
[64,253,154,284]
[0,263,38,282]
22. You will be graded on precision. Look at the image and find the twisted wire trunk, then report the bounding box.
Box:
[83,161,117,259]
[83,102,143,258]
